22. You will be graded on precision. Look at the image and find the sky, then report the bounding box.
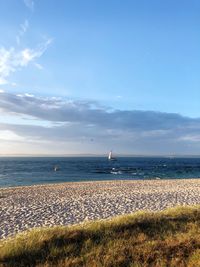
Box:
[1,0,200,155]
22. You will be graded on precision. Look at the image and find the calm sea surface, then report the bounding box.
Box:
[1,157,200,187]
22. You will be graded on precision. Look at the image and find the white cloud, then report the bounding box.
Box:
[24,0,34,11]
[179,135,200,142]
[34,62,43,70]
[24,93,34,97]
[11,82,17,87]
[0,130,24,141]
[16,19,29,45]
[21,19,29,33]
[0,38,52,85]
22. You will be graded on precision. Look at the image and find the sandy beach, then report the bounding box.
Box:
[1,179,200,239]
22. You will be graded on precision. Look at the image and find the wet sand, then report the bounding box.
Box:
[1,179,200,239]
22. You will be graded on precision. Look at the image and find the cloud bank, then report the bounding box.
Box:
[0,91,197,130]
[0,91,200,155]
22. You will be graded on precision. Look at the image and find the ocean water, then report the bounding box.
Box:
[0,157,200,188]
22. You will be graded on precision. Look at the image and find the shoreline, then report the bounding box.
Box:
[1,179,200,239]
[1,176,200,190]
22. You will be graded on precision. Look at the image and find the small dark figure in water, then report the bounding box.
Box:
[54,166,59,171]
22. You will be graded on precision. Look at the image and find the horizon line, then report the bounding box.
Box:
[1,153,200,158]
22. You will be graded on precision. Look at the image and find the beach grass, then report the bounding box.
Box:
[0,206,200,267]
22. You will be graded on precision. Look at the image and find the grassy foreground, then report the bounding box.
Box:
[1,206,200,267]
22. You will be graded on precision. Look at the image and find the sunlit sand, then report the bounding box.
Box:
[1,179,200,239]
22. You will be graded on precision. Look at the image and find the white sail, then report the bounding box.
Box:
[108,150,117,160]
[108,151,112,160]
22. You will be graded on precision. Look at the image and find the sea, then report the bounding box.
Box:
[1,157,200,188]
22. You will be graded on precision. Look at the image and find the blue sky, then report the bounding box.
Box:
[1,0,200,155]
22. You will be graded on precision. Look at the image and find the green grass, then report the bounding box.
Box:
[1,206,200,267]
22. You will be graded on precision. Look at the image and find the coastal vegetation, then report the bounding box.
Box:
[0,206,200,267]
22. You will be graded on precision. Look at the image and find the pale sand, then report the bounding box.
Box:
[1,179,200,239]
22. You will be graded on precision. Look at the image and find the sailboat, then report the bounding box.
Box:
[108,150,116,161]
